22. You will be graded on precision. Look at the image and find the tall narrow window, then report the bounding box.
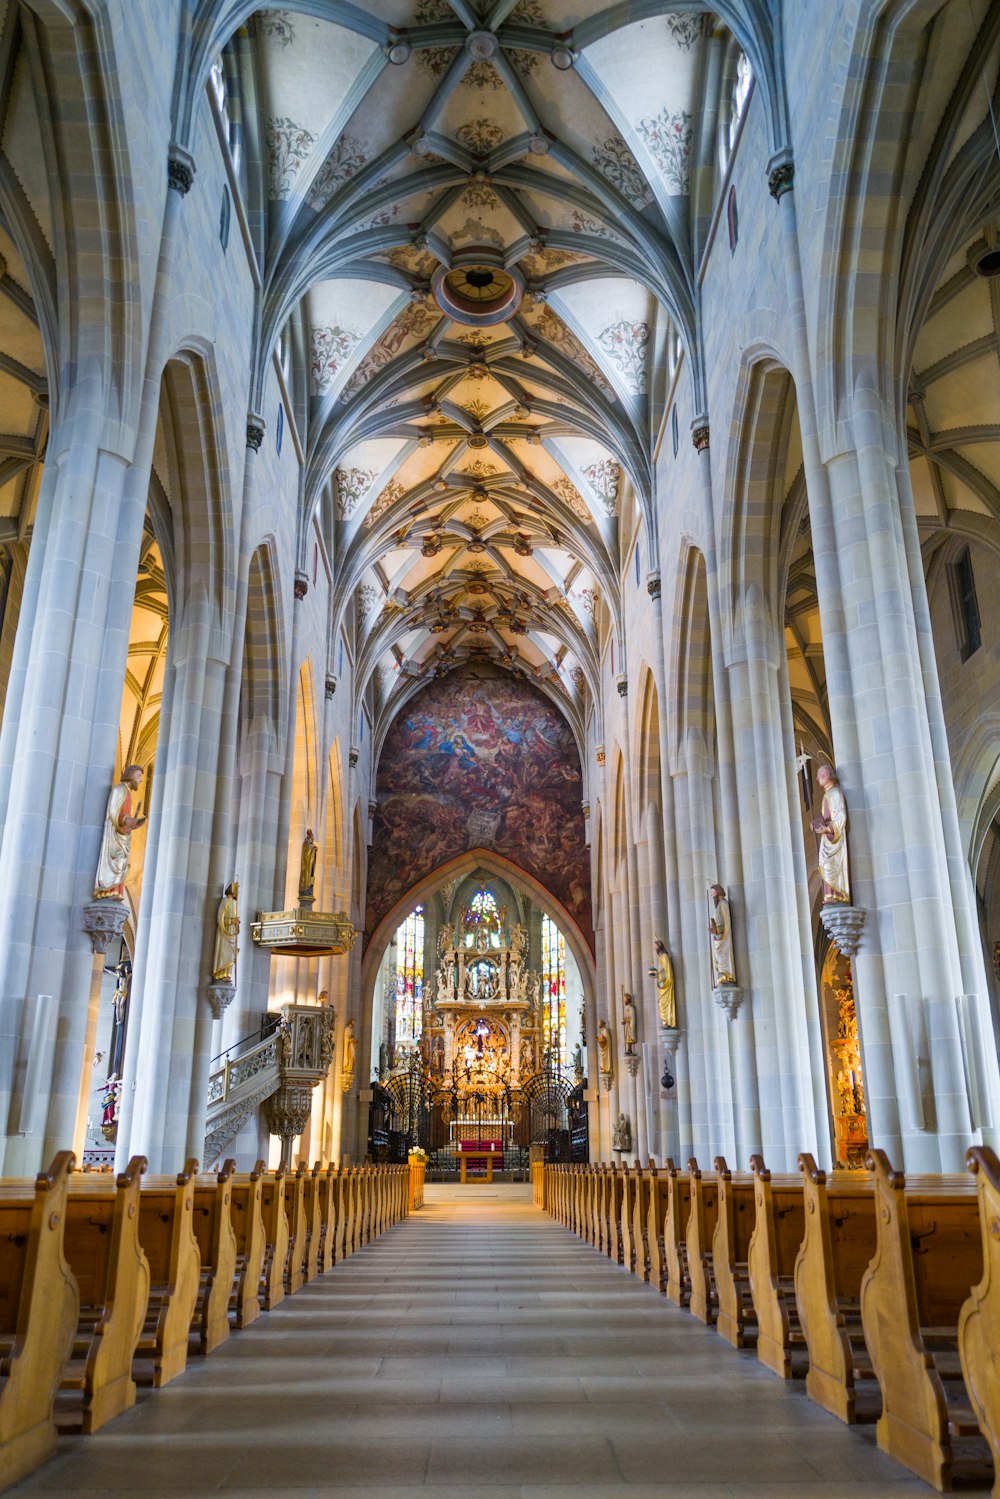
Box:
[219,185,231,252]
[950,546,982,661]
[393,905,424,1050]
[540,913,566,1068]
[464,887,501,947]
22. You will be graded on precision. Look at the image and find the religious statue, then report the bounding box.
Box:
[510,923,527,960]
[439,922,454,954]
[211,881,240,982]
[709,884,736,986]
[653,939,677,1029]
[612,1112,632,1152]
[340,1018,356,1092]
[101,1073,121,1127]
[519,1036,533,1075]
[572,1041,584,1084]
[812,765,851,904]
[597,1018,613,1075]
[621,991,637,1055]
[299,828,317,905]
[93,764,146,900]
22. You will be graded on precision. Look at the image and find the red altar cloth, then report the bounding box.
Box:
[458,1139,503,1169]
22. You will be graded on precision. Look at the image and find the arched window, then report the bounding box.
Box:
[464,887,502,947]
[717,42,753,171]
[394,905,425,1049]
[541,913,566,1067]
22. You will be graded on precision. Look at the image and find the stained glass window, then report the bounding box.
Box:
[394,905,424,1048]
[464,887,501,947]
[541,913,566,1067]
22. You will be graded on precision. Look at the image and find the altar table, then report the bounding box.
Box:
[459,1149,500,1183]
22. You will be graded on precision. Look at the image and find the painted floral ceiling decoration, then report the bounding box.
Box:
[247,0,715,744]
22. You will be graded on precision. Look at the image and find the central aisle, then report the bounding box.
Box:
[20,1184,933,1497]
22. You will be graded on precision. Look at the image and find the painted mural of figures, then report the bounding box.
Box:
[654,939,676,1028]
[211,881,240,982]
[94,764,146,899]
[709,884,736,986]
[812,765,851,904]
[299,828,317,903]
[597,1018,613,1075]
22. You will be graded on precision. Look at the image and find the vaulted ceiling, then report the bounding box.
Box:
[254,1,710,737]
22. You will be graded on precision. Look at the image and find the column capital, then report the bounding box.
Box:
[767,149,794,201]
[691,422,710,452]
[646,569,661,601]
[246,413,266,451]
[83,899,129,955]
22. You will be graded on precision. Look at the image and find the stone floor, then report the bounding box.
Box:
[16,1182,979,1497]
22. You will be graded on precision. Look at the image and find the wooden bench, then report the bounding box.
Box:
[315,1164,338,1274]
[620,1163,637,1275]
[960,1145,1000,1499]
[229,1162,265,1329]
[686,1158,719,1324]
[861,1148,987,1490]
[746,1155,806,1378]
[665,1161,691,1306]
[646,1161,670,1295]
[0,1152,79,1489]
[631,1161,652,1284]
[793,1153,878,1423]
[595,1165,609,1257]
[58,1155,150,1433]
[259,1168,289,1311]
[190,1162,237,1355]
[283,1165,307,1294]
[712,1156,757,1348]
[299,1162,324,1284]
[132,1160,202,1387]
[340,1165,357,1259]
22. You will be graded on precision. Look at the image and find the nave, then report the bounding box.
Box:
[14,1186,942,1499]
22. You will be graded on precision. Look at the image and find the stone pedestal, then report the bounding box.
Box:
[83,900,129,955]
[714,985,744,1020]
[206,980,235,1020]
[819,904,867,958]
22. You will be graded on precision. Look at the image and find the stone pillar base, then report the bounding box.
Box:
[714,985,744,1020]
[819,904,867,957]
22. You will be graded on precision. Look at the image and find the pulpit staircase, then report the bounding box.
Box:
[204,1003,336,1165]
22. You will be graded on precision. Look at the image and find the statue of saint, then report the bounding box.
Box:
[510,923,527,959]
[654,939,676,1029]
[94,764,146,900]
[572,1042,584,1084]
[597,1018,613,1075]
[341,1018,356,1089]
[519,1036,533,1075]
[439,922,454,954]
[621,991,637,1055]
[299,828,317,904]
[709,884,736,986]
[211,881,240,982]
[612,1112,632,1152]
[812,765,851,904]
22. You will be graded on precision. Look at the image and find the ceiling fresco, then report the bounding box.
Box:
[254,1,707,741]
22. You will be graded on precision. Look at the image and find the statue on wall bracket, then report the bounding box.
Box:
[651,939,677,1029]
[810,763,868,957]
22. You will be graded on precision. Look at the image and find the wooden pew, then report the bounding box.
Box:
[960,1146,1000,1499]
[665,1161,691,1306]
[316,1165,338,1274]
[595,1165,609,1257]
[341,1165,357,1259]
[631,1161,651,1284]
[132,1160,201,1388]
[259,1167,289,1311]
[190,1162,237,1355]
[230,1162,265,1329]
[646,1161,669,1295]
[299,1162,323,1284]
[746,1155,806,1379]
[585,1166,598,1247]
[793,1153,877,1423]
[607,1164,624,1265]
[712,1156,757,1348]
[620,1163,637,1274]
[283,1165,307,1294]
[860,1149,985,1490]
[58,1156,149,1433]
[686,1158,719,1324]
[0,1153,79,1489]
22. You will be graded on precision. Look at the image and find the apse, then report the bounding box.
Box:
[365,662,592,949]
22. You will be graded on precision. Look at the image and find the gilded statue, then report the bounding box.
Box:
[621,991,637,1055]
[299,827,317,904]
[709,884,736,986]
[812,765,850,904]
[654,939,677,1028]
[597,1018,613,1075]
[94,764,146,900]
[341,1018,356,1092]
[211,881,240,982]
